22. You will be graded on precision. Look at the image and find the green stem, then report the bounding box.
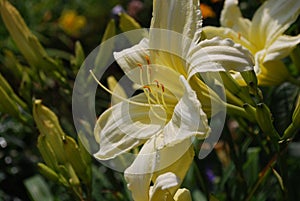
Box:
[244,154,277,201]
[226,103,255,122]
[225,89,245,107]
[282,123,299,140]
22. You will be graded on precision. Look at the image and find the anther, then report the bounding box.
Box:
[143,85,152,93]
[153,80,159,88]
[160,84,165,93]
[238,32,241,40]
[145,55,151,65]
[137,63,143,69]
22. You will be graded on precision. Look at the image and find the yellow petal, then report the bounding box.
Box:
[187,37,254,78]
[203,26,257,53]
[151,0,202,41]
[250,0,300,48]
[94,93,165,160]
[173,188,192,201]
[220,0,251,40]
[257,60,290,86]
[125,137,194,201]
[264,34,300,62]
[163,76,210,146]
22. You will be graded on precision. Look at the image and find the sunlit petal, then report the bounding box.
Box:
[220,0,251,40]
[173,188,192,201]
[163,76,210,146]
[250,0,300,48]
[264,34,300,62]
[187,37,254,78]
[94,93,165,160]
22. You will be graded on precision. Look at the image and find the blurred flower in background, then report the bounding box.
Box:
[58,9,87,38]
[200,3,216,19]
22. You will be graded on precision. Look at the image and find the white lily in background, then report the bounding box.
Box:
[203,0,300,86]
[93,0,254,200]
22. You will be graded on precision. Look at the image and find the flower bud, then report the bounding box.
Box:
[255,103,280,141]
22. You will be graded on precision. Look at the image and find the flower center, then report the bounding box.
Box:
[138,56,172,120]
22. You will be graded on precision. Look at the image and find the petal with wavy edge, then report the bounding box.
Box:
[125,137,194,201]
[163,76,210,146]
[203,26,257,53]
[173,188,192,201]
[94,93,167,160]
[151,0,202,41]
[113,38,149,75]
[187,37,254,79]
[264,34,300,62]
[149,172,180,201]
[250,0,300,48]
[220,0,251,40]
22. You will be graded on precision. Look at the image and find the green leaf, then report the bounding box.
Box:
[243,147,261,187]
[24,175,54,201]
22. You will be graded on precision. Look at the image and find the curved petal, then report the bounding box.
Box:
[125,137,194,201]
[203,26,257,53]
[149,0,202,75]
[187,37,254,79]
[257,60,290,86]
[113,38,150,75]
[250,0,300,48]
[150,0,202,41]
[220,0,251,40]
[149,172,180,201]
[163,76,210,146]
[264,34,300,62]
[94,93,166,160]
[174,189,192,201]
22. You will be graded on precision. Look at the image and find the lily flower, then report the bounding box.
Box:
[93,0,254,200]
[203,0,300,86]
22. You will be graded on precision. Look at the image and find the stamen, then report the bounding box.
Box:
[238,32,241,40]
[160,84,165,93]
[145,55,151,65]
[143,85,152,93]
[153,80,159,88]
[137,63,143,69]
[90,70,153,107]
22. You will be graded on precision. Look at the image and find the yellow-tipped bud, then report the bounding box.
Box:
[33,100,66,164]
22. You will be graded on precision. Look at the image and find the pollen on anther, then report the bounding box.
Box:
[160,84,165,92]
[153,80,159,88]
[143,85,152,93]
[145,55,151,65]
[137,63,143,69]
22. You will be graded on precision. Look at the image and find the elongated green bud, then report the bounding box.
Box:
[255,103,280,141]
[63,136,90,183]
[0,0,57,70]
[33,100,66,164]
[37,163,59,182]
[220,72,255,105]
[37,135,58,170]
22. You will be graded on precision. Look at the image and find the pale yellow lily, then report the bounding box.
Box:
[93,0,254,200]
[203,0,300,85]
